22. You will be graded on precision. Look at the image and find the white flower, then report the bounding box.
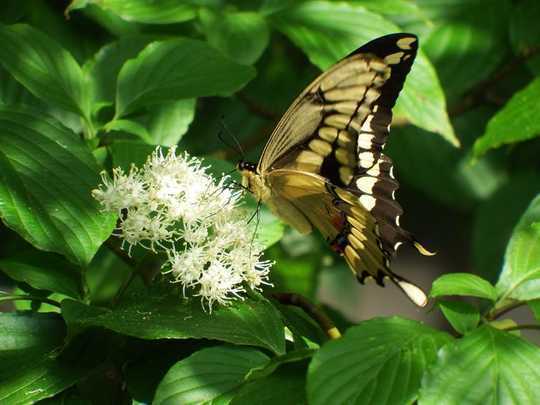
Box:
[93,146,272,311]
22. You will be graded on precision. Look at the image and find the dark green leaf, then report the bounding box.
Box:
[0,248,82,299]
[510,0,540,74]
[423,0,510,102]
[85,36,153,107]
[61,285,286,355]
[271,1,457,145]
[199,9,270,65]
[528,300,540,321]
[110,139,156,171]
[0,106,116,266]
[437,300,480,335]
[245,348,315,380]
[0,24,91,120]
[496,194,540,301]
[307,317,452,405]
[115,38,255,117]
[474,77,540,157]
[232,361,308,405]
[68,0,199,24]
[153,345,270,405]
[431,273,497,301]
[420,326,540,404]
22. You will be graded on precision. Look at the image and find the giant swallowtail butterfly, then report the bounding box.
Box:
[238,33,433,306]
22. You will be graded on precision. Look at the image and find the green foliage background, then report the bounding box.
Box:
[1,0,540,404]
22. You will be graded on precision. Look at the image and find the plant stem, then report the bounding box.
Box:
[485,300,526,321]
[272,292,342,340]
[0,294,62,308]
[502,324,540,332]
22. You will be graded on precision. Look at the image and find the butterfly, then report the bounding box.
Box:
[237,33,434,307]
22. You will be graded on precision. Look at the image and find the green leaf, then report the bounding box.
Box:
[0,106,116,266]
[61,285,285,355]
[472,173,540,282]
[144,99,196,146]
[199,9,270,65]
[153,345,270,405]
[423,0,510,102]
[0,312,87,404]
[231,361,308,405]
[419,326,540,404]
[496,194,540,301]
[528,300,540,321]
[474,77,540,157]
[68,0,199,24]
[115,38,255,118]
[0,312,65,357]
[0,24,91,120]
[307,317,452,405]
[510,0,540,74]
[110,140,156,171]
[437,300,479,335]
[431,273,497,301]
[245,348,315,381]
[0,247,82,299]
[271,1,457,146]
[85,36,153,107]
[105,119,153,143]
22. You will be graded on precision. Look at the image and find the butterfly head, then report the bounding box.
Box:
[236,160,257,173]
[237,160,270,201]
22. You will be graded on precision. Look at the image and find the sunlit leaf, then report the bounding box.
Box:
[420,326,540,404]
[115,38,255,117]
[67,0,200,24]
[0,24,91,120]
[153,346,269,405]
[199,9,270,65]
[431,273,497,301]
[61,285,286,355]
[307,317,452,405]
[496,194,540,301]
[474,77,540,157]
[0,106,116,266]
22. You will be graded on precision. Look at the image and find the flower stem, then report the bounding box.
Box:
[0,294,62,308]
[272,292,341,340]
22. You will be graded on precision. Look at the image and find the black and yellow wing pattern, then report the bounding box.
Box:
[251,33,432,306]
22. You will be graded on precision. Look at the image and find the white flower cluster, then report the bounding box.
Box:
[92,147,272,311]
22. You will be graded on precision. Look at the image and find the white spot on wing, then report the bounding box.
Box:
[359,195,376,211]
[360,115,374,132]
[397,37,417,50]
[384,52,405,65]
[356,177,377,194]
[397,280,427,307]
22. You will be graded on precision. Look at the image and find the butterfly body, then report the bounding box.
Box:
[238,34,433,307]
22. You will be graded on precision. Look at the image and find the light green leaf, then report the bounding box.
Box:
[0,24,91,120]
[307,317,452,405]
[199,9,270,65]
[115,38,255,117]
[474,77,540,157]
[528,300,540,321]
[0,106,116,266]
[437,300,479,335]
[270,1,457,146]
[431,273,497,301]
[61,285,286,355]
[145,99,196,146]
[419,326,540,404]
[105,119,152,143]
[153,346,270,405]
[67,0,200,24]
[496,194,540,301]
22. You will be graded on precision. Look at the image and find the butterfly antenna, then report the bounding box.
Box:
[248,200,262,252]
[219,117,245,160]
